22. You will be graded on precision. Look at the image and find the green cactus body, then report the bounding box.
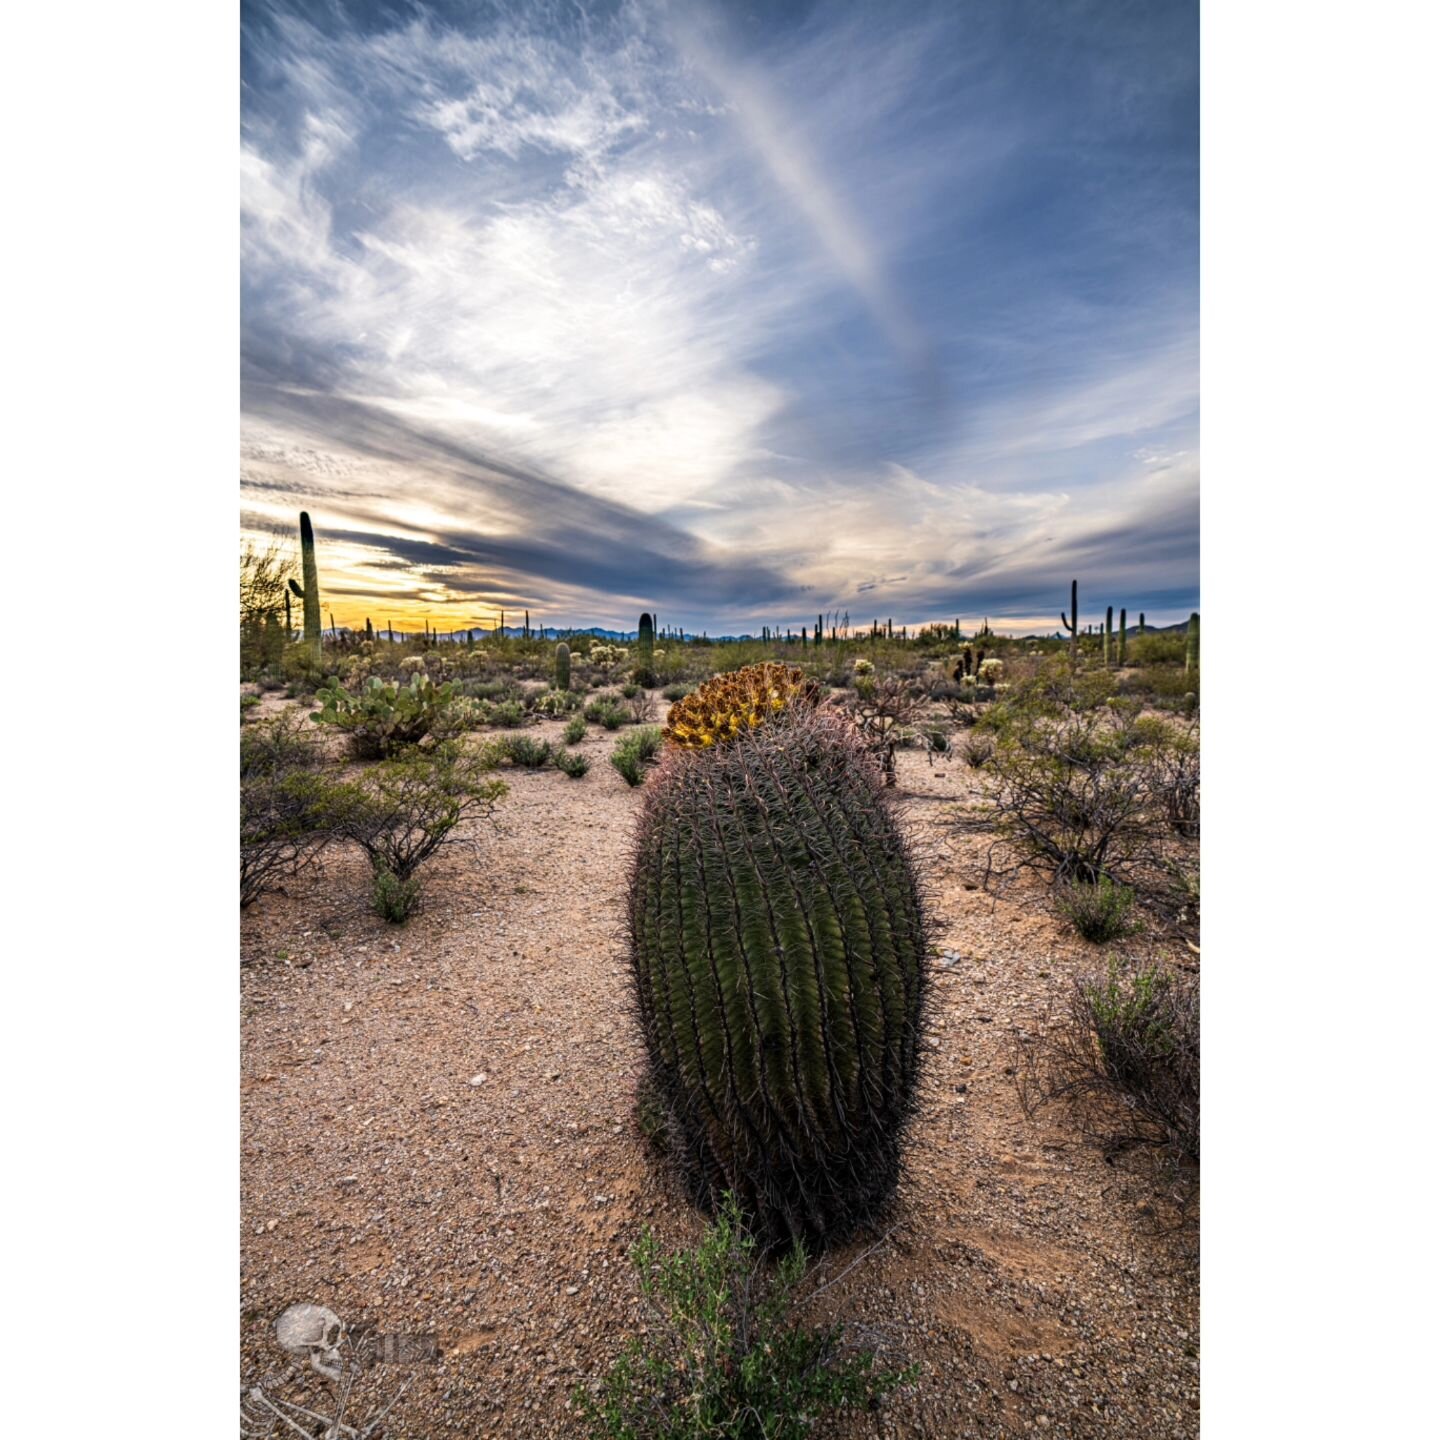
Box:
[1186,612,1200,673]
[627,702,930,1248]
[1118,609,1127,666]
[638,611,655,669]
[817,614,824,648]
[293,511,322,660]
[1138,613,1145,635]
[555,642,571,691]
[1061,579,1078,668]
[1104,605,1113,667]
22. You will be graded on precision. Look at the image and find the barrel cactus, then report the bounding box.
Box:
[627,663,931,1248]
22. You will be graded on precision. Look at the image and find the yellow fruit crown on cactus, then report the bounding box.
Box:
[662,662,819,750]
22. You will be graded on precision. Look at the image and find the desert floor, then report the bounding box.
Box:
[241,706,1198,1438]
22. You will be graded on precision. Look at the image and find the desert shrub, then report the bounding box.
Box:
[281,644,329,698]
[576,1194,916,1440]
[1057,877,1137,942]
[240,693,262,720]
[611,726,662,786]
[585,697,629,730]
[371,867,422,922]
[1143,723,1200,836]
[554,748,590,779]
[241,710,323,778]
[239,714,338,906]
[497,735,553,769]
[962,733,994,769]
[330,742,506,919]
[979,707,1158,884]
[627,690,658,724]
[310,674,456,758]
[1125,631,1186,667]
[1081,960,1199,1157]
[661,683,692,702]
[488,699,528,728]
[562,715,587,745]
[620,680,641,699]
[844,674,929,786]
[629,666,659,690]
[1017,958,1199,1167]
[459,678,523,703]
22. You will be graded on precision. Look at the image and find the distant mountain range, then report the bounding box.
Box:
[329,619,1192,643]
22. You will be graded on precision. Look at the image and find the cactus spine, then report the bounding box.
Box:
[1060,579,1078,668]
[628,691,930,1247]
[288,511,322,661]
[1185,612,1200,674]
[555,642,571,692]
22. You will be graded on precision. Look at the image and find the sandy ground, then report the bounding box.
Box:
[240,706,1198,1438]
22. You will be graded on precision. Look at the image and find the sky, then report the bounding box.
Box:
[241,0,1198,636]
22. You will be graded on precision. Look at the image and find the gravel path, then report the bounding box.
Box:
[241,711,1198,1437]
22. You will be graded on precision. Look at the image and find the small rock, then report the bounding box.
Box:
[469,1073,488,1086]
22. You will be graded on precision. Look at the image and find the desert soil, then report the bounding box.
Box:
[241,704,1199,1438]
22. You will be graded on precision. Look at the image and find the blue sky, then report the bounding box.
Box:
[241,0,1198,634]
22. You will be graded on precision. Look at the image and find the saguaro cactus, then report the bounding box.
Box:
[555,641,571,691]
[1060,579,1079,668]
[817,613,825,647]
[630,671,930,1247]
[1104,606,1113,667]
[1118,609,1127,666]
[1186,612,1200,674]
[638,612,655,672]
[287,511,322,661]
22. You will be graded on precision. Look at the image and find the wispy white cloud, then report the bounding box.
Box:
[241,0,1198,632]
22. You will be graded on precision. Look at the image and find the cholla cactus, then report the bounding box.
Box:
[401,656,427,674]
[853,657,875,677]
[978,657,1004,683]
[591,643,629,672]
[661,662,818,750]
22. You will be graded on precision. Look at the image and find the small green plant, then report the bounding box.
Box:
[661,682,692,702]
[497,735,553,769]
[621,681,641,699]
[585,697,629,730]
[554,748,590,778]
[576,1194,916,1440]
[562,715,587,745]
[371,867,422,922]
[328,742,506,921]
[1057,877,1137,942]
[611,726,662,786]
[961,733,994,768]
[488,698,528,728]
